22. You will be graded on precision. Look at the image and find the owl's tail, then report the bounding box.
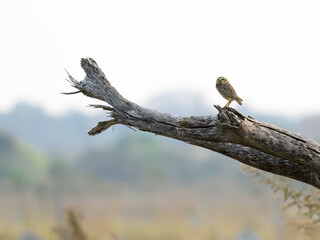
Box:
[236,97,243,105]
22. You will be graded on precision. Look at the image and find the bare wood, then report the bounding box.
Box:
[64,58,320,189]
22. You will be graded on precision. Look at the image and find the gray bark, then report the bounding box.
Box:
[64,58,320,189]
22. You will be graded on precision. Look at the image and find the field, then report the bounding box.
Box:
[0,181,318,240]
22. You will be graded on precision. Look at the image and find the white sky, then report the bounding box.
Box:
[1,0,320,117]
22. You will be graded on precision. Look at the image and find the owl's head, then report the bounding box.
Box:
[216,76,228,84]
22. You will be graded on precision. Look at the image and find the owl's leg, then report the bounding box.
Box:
[224,100,232,108]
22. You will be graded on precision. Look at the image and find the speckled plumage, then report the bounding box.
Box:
[216,76,243,108]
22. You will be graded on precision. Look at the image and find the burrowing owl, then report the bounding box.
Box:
[216,76,243,108]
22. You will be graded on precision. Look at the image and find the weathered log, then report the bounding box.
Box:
[64,58,320,189]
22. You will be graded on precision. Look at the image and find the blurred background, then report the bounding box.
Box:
[1,0,320,239]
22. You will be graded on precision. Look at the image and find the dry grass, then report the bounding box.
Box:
[0,184,318,240]
[53,209,88,240]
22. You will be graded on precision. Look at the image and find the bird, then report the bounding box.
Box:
[216,76,243,108]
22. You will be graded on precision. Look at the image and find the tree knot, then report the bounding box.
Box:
[214,105,244,128]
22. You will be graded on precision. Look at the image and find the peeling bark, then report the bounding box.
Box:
[64,58,320,189]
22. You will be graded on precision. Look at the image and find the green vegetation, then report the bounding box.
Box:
[0,129,48,188]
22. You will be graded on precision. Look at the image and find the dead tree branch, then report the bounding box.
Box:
[64,58,320,189]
